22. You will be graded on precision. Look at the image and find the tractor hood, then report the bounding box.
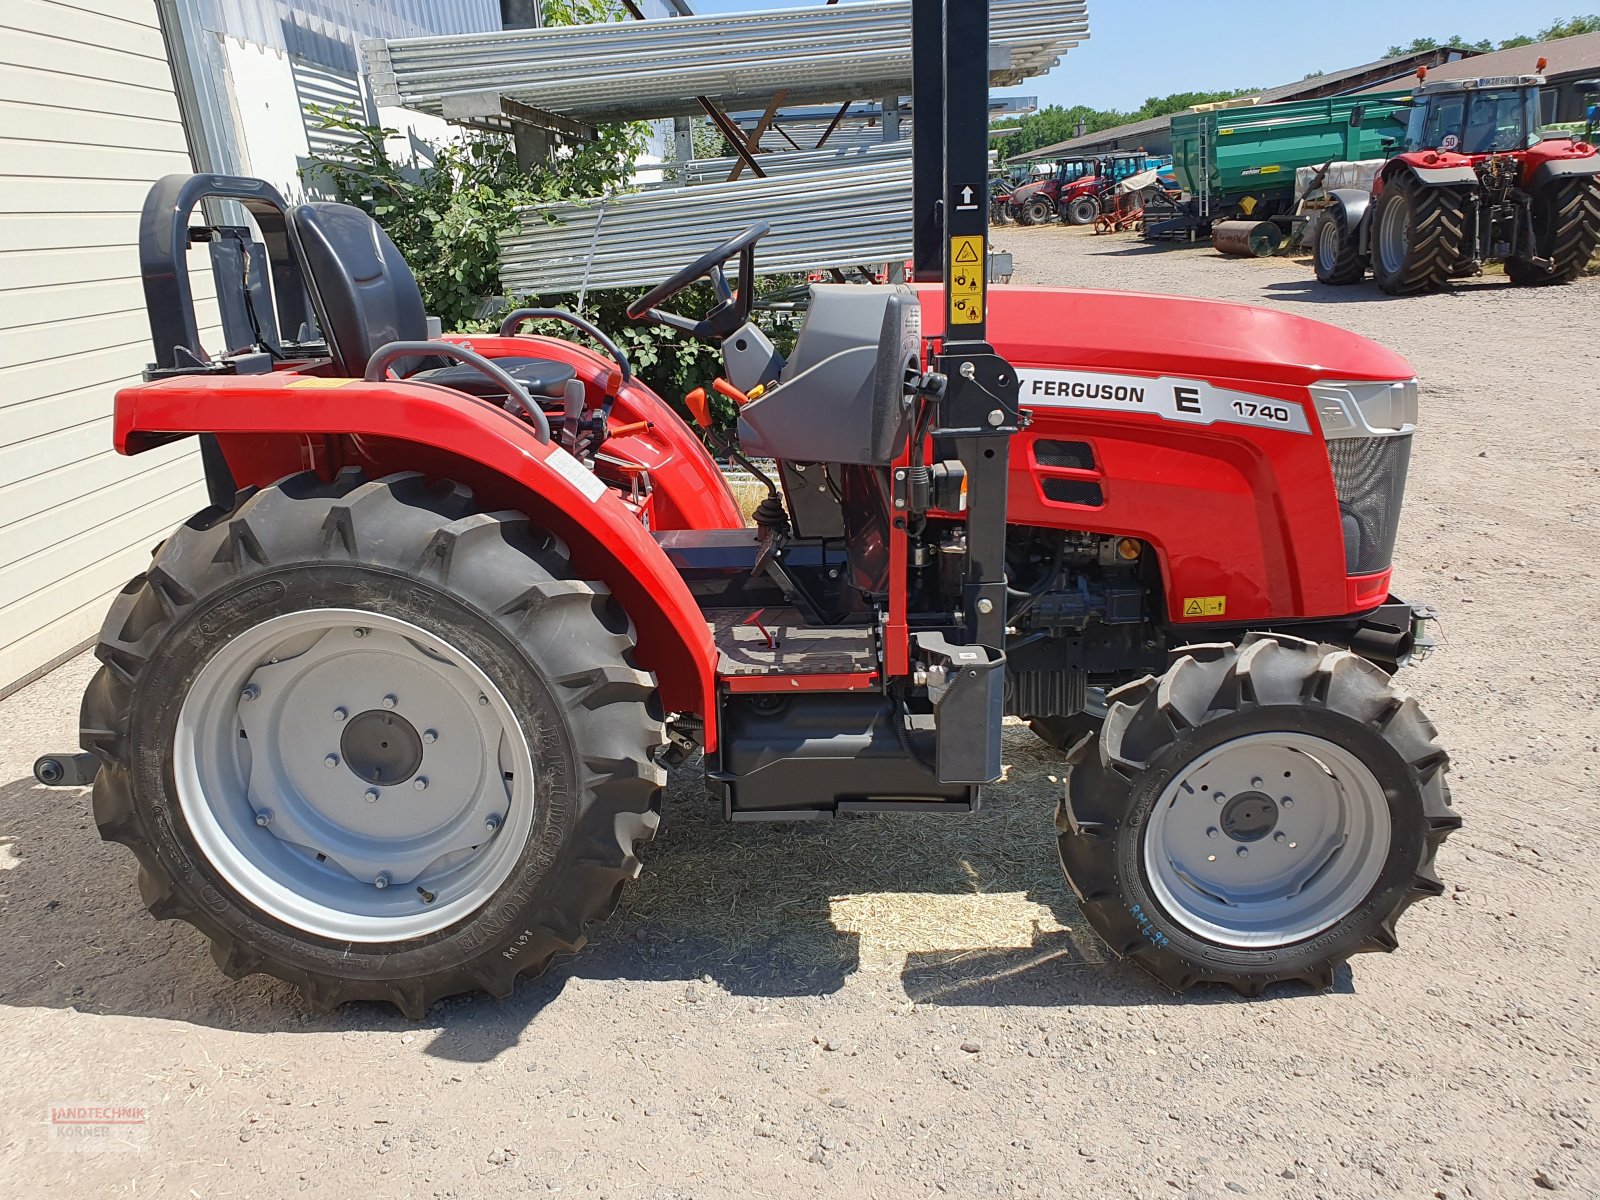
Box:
[916,285,1416,387]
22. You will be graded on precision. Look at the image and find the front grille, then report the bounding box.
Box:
[1034,438,1095,469]
[1327,435,1411,574]
[1042,478,1105,507]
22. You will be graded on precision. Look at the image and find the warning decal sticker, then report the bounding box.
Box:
[1182,595,1227,618]
[949,236,984,325]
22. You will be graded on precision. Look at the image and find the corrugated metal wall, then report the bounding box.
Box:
[196,0,500,71]
[0,0,217,696]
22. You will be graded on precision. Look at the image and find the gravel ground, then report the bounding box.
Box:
[3,226,1598,1199]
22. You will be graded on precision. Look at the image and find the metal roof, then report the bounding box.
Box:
[364,0,1089,124]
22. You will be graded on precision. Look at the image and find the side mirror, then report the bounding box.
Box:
[1577,79,1600,95]
[1349,105,1365,129]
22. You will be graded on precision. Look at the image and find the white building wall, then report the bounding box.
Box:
[0,0,217,696]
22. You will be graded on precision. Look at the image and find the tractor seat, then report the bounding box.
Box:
[410,358,576,401]
[288,201,575,403]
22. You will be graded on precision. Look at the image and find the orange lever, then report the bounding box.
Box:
[711,377,749,406]
[685,387,713,430]
[609,419,653,438]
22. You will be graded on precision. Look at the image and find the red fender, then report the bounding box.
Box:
[114,372,720,742]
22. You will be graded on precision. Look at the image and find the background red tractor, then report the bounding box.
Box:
[35,2,1457,1015]
[1316,64,1600,293]
[1010,156,1102,224]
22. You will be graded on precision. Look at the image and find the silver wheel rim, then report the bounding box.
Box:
[174,608,534,942]
[1142,731,1391,948]
[1377,193,1410,276]
[1316,215,1341,270]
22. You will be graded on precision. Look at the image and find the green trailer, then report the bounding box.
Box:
[1145,90,1413,240]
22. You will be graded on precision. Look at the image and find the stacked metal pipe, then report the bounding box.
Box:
[364,0,1089,124]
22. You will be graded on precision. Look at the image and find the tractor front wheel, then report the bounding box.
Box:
[1021,198,1054,226]
[81,469,665,1016]
[1370,172,1466,295]
[1064,196,1100,226]
[1058,633,1457,995]
[1028,712,1102,753]
[1506,174,1600,285]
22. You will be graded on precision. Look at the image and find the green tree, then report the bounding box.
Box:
[1386,16,1599,57]
[1537,14,1600,38]
[994,90,1259,159]
[1385,34,1494,57]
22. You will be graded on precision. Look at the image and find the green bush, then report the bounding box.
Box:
[301,112,797,429]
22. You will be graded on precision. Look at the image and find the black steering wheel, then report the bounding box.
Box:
[626,221,768,340]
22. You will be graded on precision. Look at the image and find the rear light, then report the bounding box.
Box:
[1310,380,1417,575]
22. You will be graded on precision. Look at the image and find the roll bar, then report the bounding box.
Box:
[139,173,319,371]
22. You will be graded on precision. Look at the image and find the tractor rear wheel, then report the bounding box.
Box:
[1312,204,1366,285]
[1057,633,1457,995]
[1065,196,1100,226]
[1370,172,1466,295]
[80,469,665,1016]
[1022,198,1054,226]
[1505,174,1600,285]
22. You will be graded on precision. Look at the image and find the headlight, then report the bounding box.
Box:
[1309,379,1417,439]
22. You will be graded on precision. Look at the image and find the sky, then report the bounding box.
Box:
[683,0,1595,112]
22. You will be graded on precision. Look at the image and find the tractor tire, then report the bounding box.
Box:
[1064,196,1100,226]
[1058,633,1458,995]
[80,468,665,1017]
[1312,205,1366,285]
[1028,713,1102,753]
[1370,172,1466,295]
[1505,174,1600,285]
[1022,198,1055,226]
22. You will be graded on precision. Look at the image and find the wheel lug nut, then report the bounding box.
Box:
[478,694,489,706]
[324,754,340,769]
[353,628,369,639]
[373,872,390,889]
[1236,846,1249,858]
[1214,792,1226,804]
[1274,831,1287,844]
[422,729,438,744]
[240,684,260,702]
[333,707,348,722]
[1206,827,1219,839]
[413,776,428,792]
[365,787,380,803]
[484,813,502,832]
[1281,797,1294,809]
[382,693,398,709]
[255,810,273,827]
[1251,777,1263,788]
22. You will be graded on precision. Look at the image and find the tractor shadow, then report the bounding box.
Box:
[1259,276,1506,305]
[0,727,1340,1061]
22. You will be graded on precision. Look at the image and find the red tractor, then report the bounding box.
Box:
[1316,64,1600,293]
[1010,156,1101,225]
[36,3,1457,1014]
